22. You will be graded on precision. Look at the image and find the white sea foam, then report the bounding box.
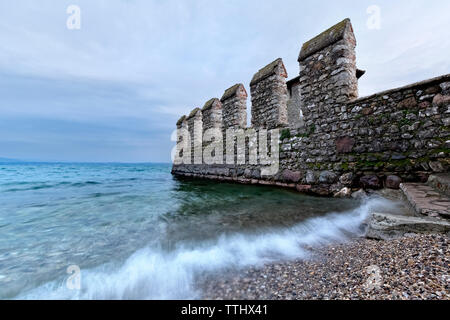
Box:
[19,197,399,300]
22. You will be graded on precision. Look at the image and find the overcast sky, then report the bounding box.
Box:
[0,0,449,162]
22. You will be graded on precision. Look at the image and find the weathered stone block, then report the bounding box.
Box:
[339,172,354,186]
[296,184,312,193]
[432,94,450,107]
[360,175,381,189]
[397,97,417,109]
[310,185,333,196]
[282,169,302,183]
[427,174,450,197]
[319,171,337,184]
[429,161,444,173]
[385,175,402,190]
[305,171,316,184]
[440,82,450,95]
[251,169,261,179]
[336,136,355,153]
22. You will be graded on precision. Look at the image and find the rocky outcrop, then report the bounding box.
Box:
[365,212,450,240]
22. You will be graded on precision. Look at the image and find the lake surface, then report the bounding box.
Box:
[0,163,406,299]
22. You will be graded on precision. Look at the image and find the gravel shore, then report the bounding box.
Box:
[200,234,449,300]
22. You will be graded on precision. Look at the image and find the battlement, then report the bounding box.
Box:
[221,84,247,130]
[172,18,450,196]
[298,18,354,62]
[202,98,222,131]
[250,58,289,129]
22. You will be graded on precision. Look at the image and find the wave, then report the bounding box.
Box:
[17,197,397,300]
[71,181,102,187]
[3,184,56,192]
[2,181,102,192]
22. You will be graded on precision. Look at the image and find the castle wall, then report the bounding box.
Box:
[279,74,450,194]
[172,19,450,196]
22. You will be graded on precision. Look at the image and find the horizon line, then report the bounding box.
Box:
[0,158,172,165]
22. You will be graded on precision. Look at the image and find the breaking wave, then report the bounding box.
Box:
[19,197,398,300]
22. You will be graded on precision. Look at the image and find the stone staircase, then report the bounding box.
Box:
[365,174,450,240]
[400,174,450,219]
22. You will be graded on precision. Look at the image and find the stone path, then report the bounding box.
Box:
[400,179,450,218]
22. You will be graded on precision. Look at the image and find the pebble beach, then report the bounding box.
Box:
[201,234,449,300]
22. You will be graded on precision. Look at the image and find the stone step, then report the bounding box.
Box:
[400,183,450,218]
[365,212,450,240]
[427,173,450,197]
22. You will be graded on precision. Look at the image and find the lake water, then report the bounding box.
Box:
[0,163,406,299]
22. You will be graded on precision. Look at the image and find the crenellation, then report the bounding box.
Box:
[202,98,222,131]
[176,115,187,128]
[250,58,289,129]
[202,98,223,165]
[221,84,247,130]
[173,115,190,166]
[186,108,203,165]
[221,84,248,166]
[299,19,358,125]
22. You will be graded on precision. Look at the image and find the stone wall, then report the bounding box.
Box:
[172,18,450,196]
[287,76,303,128]
[279,74,450,195]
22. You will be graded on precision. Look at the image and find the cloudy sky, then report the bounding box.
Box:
[0,0,449,162]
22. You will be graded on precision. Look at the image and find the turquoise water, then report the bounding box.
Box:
[0,163,405,299]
